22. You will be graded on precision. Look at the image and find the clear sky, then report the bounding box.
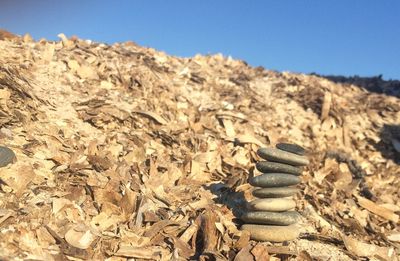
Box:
[1,1,399,79]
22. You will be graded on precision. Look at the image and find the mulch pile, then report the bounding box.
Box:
[0,30,399,260]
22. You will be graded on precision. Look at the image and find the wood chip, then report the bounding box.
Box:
[343,235,395,260]
[320,91,332,121]
[355,195,399,223]
[132,110,168,125]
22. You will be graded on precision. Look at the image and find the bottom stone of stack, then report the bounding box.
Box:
[241,224,300,242]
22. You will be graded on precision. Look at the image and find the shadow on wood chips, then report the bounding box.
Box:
[313,74,400,98]
[375,124,400,164]
[205,182,247,222]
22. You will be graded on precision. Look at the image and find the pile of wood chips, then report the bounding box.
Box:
[0,31,399,260]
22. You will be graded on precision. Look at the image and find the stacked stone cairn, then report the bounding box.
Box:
[241,143,309,242]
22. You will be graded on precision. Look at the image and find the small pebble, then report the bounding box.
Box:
[256,161,302,175]
[247,198,296,212]
[0,146,16,167]
[257,147,309,166]
[252,187,299,198]
[276,143,305,156]
[241,211,300,225]
[250,173,300,188]
[241,224,300,242]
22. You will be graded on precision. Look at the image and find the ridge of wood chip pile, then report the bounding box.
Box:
[0,32,399,260]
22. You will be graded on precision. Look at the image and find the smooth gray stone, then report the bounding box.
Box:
[252,187,299,198]
[256,161,302,175]
[250,173,300,188]
[247,198,296,212]
[241,211,300,225]
[276,143,305,156]
[0,146,16,167]
[257,147,309,166]
[241,224,300,242]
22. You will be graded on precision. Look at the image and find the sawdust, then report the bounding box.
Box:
[0,33,399,260]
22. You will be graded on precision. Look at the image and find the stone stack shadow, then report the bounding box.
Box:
[241,143,309,242]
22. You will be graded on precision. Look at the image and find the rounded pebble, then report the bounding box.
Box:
[241,211,300,225]
[256,161,302,175]
[247,198,296,212]
[250,173,300,188]
[252,187,299,198]
[241,224,300,242]
[0,146,16,167]
[257,147,309,166]
[276,143,305,156]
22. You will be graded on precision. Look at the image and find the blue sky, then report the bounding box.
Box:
[1,1,399,79]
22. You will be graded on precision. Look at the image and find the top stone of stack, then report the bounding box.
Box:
[276,143,305,156]
[257,146,309,166]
